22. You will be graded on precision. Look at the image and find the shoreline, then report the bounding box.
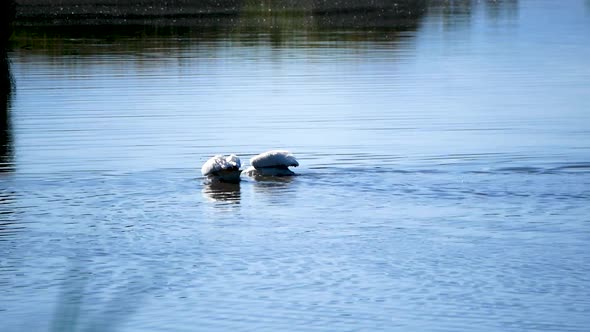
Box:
[13,0,427,27]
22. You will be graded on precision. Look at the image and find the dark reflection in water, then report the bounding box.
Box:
[0,2,16,289]
[427,0,519,30]
[251,176,296,201]
[0,0,14,173]
[482,0,519,20]
[0,49,13,173]
[15,0,427,28]
[0,190,18,243]
[202,182,241,204]
[11,0,430,52]
[10,0,526,54]
[249,174,296,185]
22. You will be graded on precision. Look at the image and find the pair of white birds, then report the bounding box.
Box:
[201,150,299,183]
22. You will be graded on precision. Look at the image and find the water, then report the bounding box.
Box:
[2,1,590,331]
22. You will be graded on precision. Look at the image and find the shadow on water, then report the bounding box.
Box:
[50,259,155,332]
[50,262,89,332]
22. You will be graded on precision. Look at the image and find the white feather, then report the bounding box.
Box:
[201,154,241,176]
[250,150,299,169]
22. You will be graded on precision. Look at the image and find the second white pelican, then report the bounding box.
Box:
[244,150,299,177]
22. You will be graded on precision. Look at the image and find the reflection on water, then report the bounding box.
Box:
[0,188,19,243]
[9,0,525,57]
[0,0,17,290]
[246,171,298,184]
[0,48,12,173]
[251,175,296,195]
[0,0,14,173]
[15,0,428,29]
[0,1,15,249]
[3,0,590,331]
[202,182,241,204]
[427,0,519,34]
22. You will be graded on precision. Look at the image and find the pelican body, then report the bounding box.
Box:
[201,154,242,183]
[245,150,299,177]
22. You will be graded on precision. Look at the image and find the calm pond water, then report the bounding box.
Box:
[2,1,590,331]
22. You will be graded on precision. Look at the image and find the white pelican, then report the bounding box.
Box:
[244,150,299,177]
[201,154,242,183]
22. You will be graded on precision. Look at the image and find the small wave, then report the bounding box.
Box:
[493,166,545,174]
[551,163,590,173]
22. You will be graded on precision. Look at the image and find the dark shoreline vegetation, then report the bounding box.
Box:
[7,0,520,42]
[14,0,427,26]
[9,0,434,53]
[11,0,429,45]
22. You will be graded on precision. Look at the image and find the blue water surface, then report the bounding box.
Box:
[1,1,590,331]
